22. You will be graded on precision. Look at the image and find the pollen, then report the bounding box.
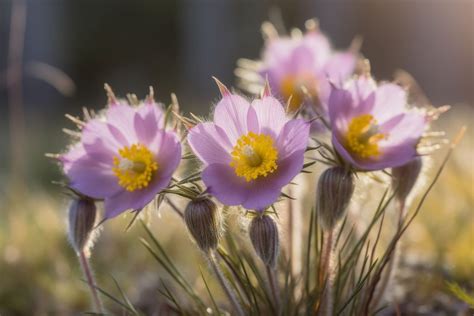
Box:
[112,144,158,191]
[280,73,318,112]
[230,132,278,182]
[345,114,386,159]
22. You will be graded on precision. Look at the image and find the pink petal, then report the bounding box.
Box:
[276,119,310,160]
[324,52,357,82]
[188,122,232,165]
[62,146,122,198]
[251,96,288,137]
[104,172,171,219]
[372,83,408,123]
[202,164,249,206]
[135,103,165,145]
[105,104,137,142]
[154,130,182,178]
[213,93,251,143]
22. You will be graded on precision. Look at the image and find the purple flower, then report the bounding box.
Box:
[187,79,310,211]
[328,76,427,171]
[256,21,358,114]
[60,97,181,219]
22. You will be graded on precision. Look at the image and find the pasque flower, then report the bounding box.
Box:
[328,75,427,170]
[60,91,181,219]
[187,79,310,211]
[238,20,358,115]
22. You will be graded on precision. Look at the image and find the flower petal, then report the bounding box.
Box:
[104,173,171,219]
[324,52,357,82]
[134,103,164,145]
[380,111,426,147]
[62,146,122,198]
[276,119,310,160]
[251,96,288,137]
[153,130,182,178]
[213,94,251,143]
[372,83,408,123]
[202,163,249,206]
[328,85,354,132]
[106,104,137,142]
[188,122,232,165]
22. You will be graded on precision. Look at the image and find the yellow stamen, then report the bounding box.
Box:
[280,73,318,112]
[230,132,278,182]
[345,114,386,159]
[112,144,158,191]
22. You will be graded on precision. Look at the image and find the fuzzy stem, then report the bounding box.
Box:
[319,228,334,316]
[371,200,406,310]
[78,250,104,314]
[207,250,245,316]
[287,187,294,274]
[266,264,281,313]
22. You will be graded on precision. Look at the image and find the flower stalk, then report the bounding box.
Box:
[207,251,245,316]
[79,250,105,314]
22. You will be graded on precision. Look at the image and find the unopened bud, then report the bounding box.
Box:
[249,215,279,268]
[184,197,221,253]
[316,167,354,230]
[68,198,98,254]
[391,157,423,203]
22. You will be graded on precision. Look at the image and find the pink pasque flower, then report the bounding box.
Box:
[187,80,310,211]
[60,94,181,219]
[257,21,358,114]
[328,76,427,170]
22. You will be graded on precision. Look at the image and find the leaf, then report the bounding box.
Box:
[446,281,474,308]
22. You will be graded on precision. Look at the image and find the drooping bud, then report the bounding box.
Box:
[391,157,423,203]
[68,197,98,255]
[316,167,355,230]
[184,197,221,253]
[249,215,279,268]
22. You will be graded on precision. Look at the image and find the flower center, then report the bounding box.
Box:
[112,144,158,191]
[280,73,318,112]
[230,132,278,182]
[345,114,386,159]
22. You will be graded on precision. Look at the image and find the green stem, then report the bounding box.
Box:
[79,250,104,314]
[207,251,245,316]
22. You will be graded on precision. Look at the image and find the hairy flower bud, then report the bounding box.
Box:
[68,197,98,254]
[316,167,354,230]
[184,197,221,253]
[391,157,423,203]
[249,215,279,268]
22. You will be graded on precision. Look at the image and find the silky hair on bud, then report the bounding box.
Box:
[249,214,280,268]
[316,167,355,230]
[67,198,100,256]
[184,197,222,253]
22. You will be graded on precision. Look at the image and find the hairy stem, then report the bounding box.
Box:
[78,250,104,314]
[319,228,334,316]
[207,250,245,316]
[266,264,281,313]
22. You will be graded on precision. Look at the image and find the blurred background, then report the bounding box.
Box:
[0,0,472,314]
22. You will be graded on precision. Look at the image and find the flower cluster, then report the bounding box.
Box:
[51,18,452,316]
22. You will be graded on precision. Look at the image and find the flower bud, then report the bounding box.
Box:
[68,197,98,254]
[184,197,221,253]
[391,157,422,203]
[249,215,279,268]
[316,167,354,230]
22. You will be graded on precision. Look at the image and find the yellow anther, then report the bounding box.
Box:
[345,114,386,159]
[280,73,318,112]
[230,132,278,182]
[112,144,158,191]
